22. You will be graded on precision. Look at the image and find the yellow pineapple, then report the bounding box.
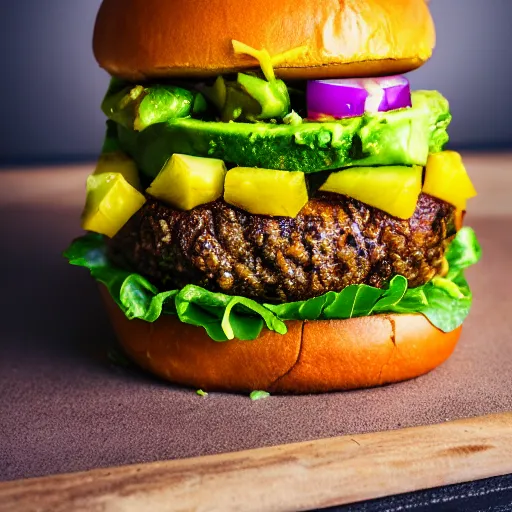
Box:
[320,166,423,219]
[224,167,308,217]
[82,172,146,237]
[146,154,227,210]
[423,151,477,210]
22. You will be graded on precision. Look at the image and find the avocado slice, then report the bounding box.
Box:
[115,91,450,177]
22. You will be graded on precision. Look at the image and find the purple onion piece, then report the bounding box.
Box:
[307,75,412,120]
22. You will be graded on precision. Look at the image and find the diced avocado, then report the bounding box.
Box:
[283,110,303,126]
[101,79,206,132]
[115,91,451,178]
[146,154,227,210]
[423,151,477,210]
[202,72,289,121]
[102,84,145,131]
[222,85,261,122]
[205,75,289,122]
[192,93,208,115]
[82,173,146,238]
[320,166,423,219]
[135,86,205,131]
[237,73,290,119]
[93,151,141,190]
[224,167,308,217]
[199,76,227,111]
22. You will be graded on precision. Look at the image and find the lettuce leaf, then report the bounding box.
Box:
[64,228,481,341]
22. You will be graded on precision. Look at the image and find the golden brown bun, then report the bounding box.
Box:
[93,0,435,81]
[101,288,461,394]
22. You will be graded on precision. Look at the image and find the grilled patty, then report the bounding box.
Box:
[108,193,456,302]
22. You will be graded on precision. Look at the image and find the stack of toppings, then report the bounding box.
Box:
[65,0,482,393]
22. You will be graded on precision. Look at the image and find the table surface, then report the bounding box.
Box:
[1,155,511,506]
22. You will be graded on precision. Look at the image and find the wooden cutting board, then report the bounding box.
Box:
[1,413,512,512]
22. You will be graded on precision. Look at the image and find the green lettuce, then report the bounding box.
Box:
[250,391,271,401]
[64,227,481,341]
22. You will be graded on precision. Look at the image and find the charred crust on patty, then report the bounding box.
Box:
[108,193,455,303]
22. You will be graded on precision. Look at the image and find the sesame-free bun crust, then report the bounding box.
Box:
[93,0,435,81]
[101,289,461,394]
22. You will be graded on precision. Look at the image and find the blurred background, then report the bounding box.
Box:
[1,0,511,167]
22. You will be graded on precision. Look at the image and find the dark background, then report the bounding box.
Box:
[1,0,511,167]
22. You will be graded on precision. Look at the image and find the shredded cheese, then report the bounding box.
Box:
[232,40,275,81]
[232,40,309,82]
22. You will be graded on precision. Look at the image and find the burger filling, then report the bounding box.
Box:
[107,194,454,303]
[65,42,481,341]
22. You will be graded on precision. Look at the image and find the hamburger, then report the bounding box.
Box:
[65,0,482,393]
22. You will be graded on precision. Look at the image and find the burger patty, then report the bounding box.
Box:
[108,193,456,303]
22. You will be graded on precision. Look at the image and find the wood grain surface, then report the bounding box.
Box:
[1,413,512,512]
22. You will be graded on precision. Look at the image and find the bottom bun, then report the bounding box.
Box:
[101,288,462,393]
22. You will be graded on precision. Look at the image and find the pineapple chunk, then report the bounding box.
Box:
[454,209,465,231]
[224,167,308,217]
[93,151,141,189]
[82,173,146,238]
[320,166,422,219]
[146,154,227,210]
[423,151,477,210]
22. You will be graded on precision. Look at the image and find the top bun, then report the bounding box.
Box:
[93,0,435,81]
